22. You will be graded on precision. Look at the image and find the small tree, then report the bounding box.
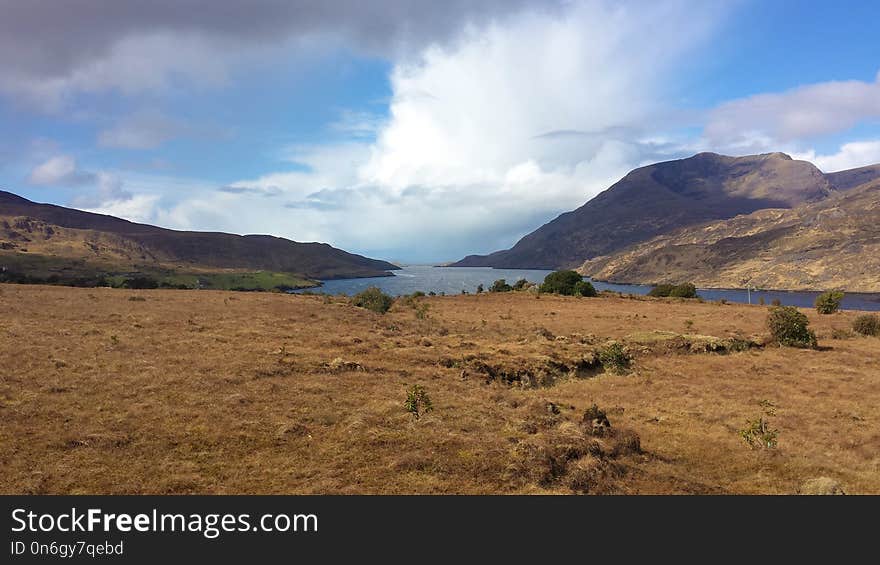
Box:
[647,283,675,297]
[490,279,513,292]
[573,280,597,297]
[539,270,584,295]
[669,282,697,298]
[404,385,433,420]
[815,291,844,314]
[767,306,817,348]
[351,286,394,314]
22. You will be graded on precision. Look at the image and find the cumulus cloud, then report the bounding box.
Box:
[705,73,880,147]
[795,140,880,173]
[26,154,133,209]
[27,155,94,186]
[145,1,725,261]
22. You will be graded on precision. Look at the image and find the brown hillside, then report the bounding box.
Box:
[0,190,397,280]
[581,178,880,292]
[452,152,835,269]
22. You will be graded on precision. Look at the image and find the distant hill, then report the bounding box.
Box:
[580,177,880,292]
[0,190,398,288]
[824,163,880,191]
[452,152,850,269]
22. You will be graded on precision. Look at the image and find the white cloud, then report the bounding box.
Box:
[26,154,135,210]
[794,140,880,173]
[705,73,880,146]
[81,193,161,225]
[27,155,94,186]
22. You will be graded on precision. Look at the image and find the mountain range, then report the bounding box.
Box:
[0,190,398,289]
[452,152,880,291]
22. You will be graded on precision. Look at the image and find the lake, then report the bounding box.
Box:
[293,265,880,312]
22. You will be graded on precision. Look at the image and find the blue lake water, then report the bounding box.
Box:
[294,265,880,312]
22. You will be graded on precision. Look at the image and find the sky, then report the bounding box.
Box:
[1,0,879,264]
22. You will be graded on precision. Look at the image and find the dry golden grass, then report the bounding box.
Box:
[1,284,878,494]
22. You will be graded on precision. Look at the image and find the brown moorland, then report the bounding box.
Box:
[1,284,878,494]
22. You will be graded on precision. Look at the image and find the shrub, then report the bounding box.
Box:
[815,291,844,314]
[539,270,584,295]
[669,282,697,298]
[411,291,426,298]
[739,416,778,449]
[351,286,393,314]
[852,314,880,336]
[647,283,675,297]
[404,385,433,420]
[476,284,484,294]
[490,279,513,292]
[648,282,697,298]
[513,278,529,290]
[771,298,782,306]
[830,328,855,340]
[573,280,597,297]
[414,302,430,320]
[598,342,632,374]
[767,306,817,348]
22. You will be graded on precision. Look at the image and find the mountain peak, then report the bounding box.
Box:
[451,151,839,269]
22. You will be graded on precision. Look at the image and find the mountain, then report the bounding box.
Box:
[451,152,840,269]
[580,177,880,292]
[0,190,398,288]
[824,163,880,191]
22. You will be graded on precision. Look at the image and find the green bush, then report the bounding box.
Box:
[539,270,584,295]
[648,282,697,298]
[490,279,513,292]
[573,280,597,297]
[815,291,844,314]
[647,283,675,297]
[739,416,778,449]
[598,342,632,374]
[513,278,529,290]
[852,314,880,336]
[767,306,817,348]
[351,286,394,314]
[669,282,697,298]
[404,385,433,420]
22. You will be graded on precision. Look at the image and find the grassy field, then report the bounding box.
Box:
[1,284,877,494]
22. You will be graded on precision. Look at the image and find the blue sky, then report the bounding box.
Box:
[1,0,879,263]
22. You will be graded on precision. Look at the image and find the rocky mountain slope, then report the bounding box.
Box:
[452,152,857,270]
[580,177,880,292]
